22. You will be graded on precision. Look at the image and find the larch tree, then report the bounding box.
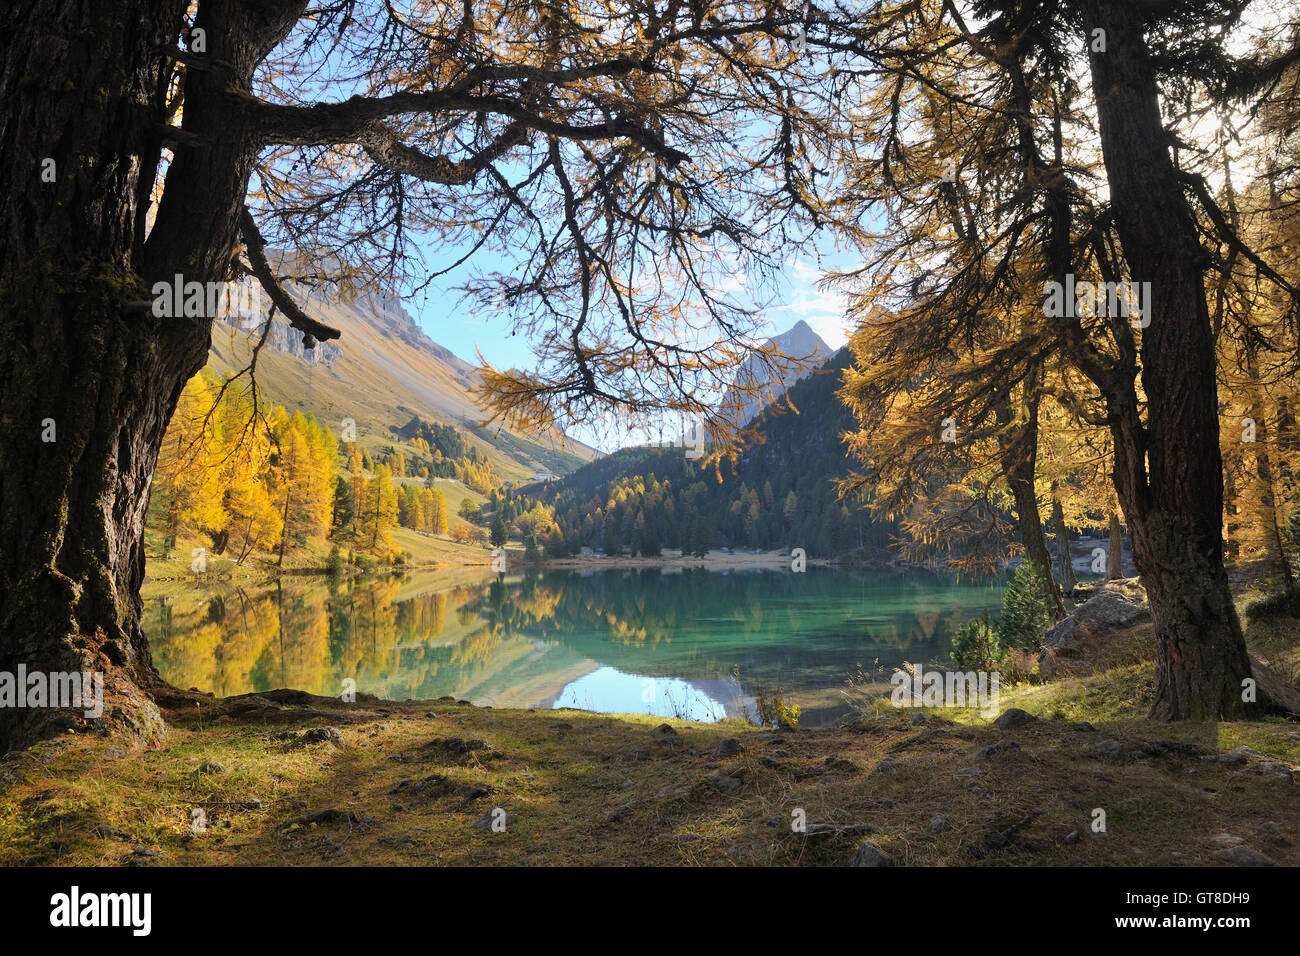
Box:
[1,0,847,749]
[827,0,1300,718]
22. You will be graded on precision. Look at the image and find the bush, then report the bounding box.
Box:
[951,612,1005,671]
[1245,590,1300,621]
[326,544,342,576]
[997,559,1055,653]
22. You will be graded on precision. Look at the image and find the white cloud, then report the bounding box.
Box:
[768,258,852,348]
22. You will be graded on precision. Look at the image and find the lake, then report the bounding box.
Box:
[143,567,1004,727]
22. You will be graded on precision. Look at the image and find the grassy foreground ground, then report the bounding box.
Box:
[1,616,1297,867]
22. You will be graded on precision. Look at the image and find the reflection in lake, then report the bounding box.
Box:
[144,567,1002,726]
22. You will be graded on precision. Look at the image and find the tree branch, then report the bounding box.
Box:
[238,207,341,346]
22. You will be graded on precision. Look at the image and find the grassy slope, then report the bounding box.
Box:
[1,615,1296,867]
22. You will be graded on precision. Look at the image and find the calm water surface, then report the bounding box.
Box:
[144,567,1003,726]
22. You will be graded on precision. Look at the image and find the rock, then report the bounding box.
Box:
[1045,590,1150,651]
[605,800,637,823]
[654,832,702,843]
[651,723,678,738]
[757,733,785,744]
[1202,746,1260,765]
[553,722,573,730]
[1096,739,1123,757]
[993,708,1036,728]
[430,737,489,756]
[824,756,861,773]
[300,727,346,749]
[1211,832,1245,847]
[92,824,129,840]
[848,841,891,867]
[929,815,946,833]
[471,808,515,832]
[1213,846,1274,866]
[1259,763,1294,781]
[799,822,871,841]
[725,842,775,864]
[656,783,694,803]
[1071,722,1096,732]
[1064,830,1080,844]
[707,772,743,794]
[276,808,360,832]
[908,714,926,726]
[872,757,900,774]
[713,737,744,758]
[975,740,1021,759]
[955,767,984,779]
[1259,822,1291,846]
[193,761,228,775]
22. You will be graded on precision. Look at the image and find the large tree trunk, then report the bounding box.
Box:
[1081,0,1258,719]
[0,0,304,752]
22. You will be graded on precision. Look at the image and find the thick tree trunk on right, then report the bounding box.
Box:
[1081,0,1258,719]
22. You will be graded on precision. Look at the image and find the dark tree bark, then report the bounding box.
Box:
[1050,489,1077,597]
[0,0,306,752]
[1079,0,1258,719]
[1107,511,1124,581]
[995,390,1066,620]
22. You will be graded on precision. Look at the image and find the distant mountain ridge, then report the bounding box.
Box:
[719,319,831,426]
[206,278,594,480]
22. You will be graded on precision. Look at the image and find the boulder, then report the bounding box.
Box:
[848,841,891,867]
[1046,590,1150,652]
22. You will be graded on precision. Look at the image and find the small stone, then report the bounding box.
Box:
[929,815,946,833]
[656,783,693,803]
[975,740,1021,759]
[1071,722,1096,732]
[800,822,871,841]
[824,756,860,773]
[1213,845,1274,866]
[301,727,346,749]
[908,714,926,726]
[1064,830,1080,844]
[993,708,1036,728]
[1259,821,1291,846]
[873,757,900,774]
[1096,739,1123,757]
[1211,832,1245,847]
[713,737,744,758]
[955,767,983,779]
[92,824,129,840]
[651,723,678,738]
[1202,745,1260,765]
[725,842,775,863]
[708,772,743,794]
[471,808,514,832]
[848,841,891,867]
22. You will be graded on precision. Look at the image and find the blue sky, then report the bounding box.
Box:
[404,238,857,372]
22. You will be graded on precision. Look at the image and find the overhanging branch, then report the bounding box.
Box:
[238,207,341,347]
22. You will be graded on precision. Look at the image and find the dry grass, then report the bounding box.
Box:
[1,677,1295,866]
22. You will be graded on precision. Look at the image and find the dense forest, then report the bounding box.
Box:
[522,349,901,557]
